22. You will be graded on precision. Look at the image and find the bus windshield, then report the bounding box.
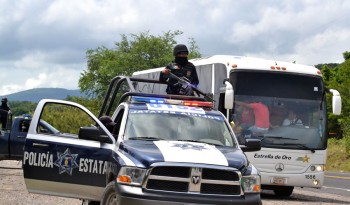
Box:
[229,71,327,150]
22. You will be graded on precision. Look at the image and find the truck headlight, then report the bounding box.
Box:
[117,167,146,186]
[241,175,261,193]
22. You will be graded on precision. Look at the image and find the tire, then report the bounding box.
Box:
[273,186,294,197]
[101,181,119,205]
[82,200,100,205]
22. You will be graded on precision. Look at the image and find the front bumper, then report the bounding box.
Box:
[117,184,261,205]
[261,171,324,188]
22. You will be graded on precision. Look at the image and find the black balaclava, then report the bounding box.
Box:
[175,56,188,65]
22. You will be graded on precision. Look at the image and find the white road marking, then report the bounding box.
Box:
[322,186,350,192]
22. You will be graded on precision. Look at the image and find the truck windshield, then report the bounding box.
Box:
[125,109,236,147]
[229,71,327,150]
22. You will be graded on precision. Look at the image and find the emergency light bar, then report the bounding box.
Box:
[131,96,213,108]
[132,96,165,104]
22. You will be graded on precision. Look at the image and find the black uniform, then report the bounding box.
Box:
[0,98,10,129]
[160,61,199,95]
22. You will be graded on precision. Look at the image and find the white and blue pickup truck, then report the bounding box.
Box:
[22,76,262,205]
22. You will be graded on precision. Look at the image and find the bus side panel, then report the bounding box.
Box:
[133,72,167,95]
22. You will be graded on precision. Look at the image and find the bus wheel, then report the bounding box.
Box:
[101,181,119,205]
[273,186,294,197]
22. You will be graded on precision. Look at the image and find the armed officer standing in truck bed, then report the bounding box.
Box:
[159,44,199,96]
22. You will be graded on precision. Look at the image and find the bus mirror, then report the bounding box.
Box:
[241,139,261,152]
[224,81,234,109]
[329,89,341,115]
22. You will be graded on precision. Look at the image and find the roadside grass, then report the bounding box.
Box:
[326,138,350,172]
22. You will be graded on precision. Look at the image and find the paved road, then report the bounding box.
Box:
[323,172,350,196]
[280,172,350,204]
[255,171,350,205]
[1,160,350,205]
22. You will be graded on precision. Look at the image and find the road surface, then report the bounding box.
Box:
[1,160,349,205]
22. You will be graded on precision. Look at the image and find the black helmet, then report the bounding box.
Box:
[173,44,189,56]
[1,97,7,103]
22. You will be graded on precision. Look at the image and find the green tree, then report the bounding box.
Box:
[343,51,350,61]
[321,64,340,137]
[40,103,94,134]
[333,54,350,114]
[334,57,350,139]
[315,63,339,70]
[323,51,350,154]
[65,96,101,116]
[79,30,201,99]
[321,65,331,83]
[8,101,37,117]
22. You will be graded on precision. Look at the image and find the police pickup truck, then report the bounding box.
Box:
[22,76,262,205]
[0,114,59,161]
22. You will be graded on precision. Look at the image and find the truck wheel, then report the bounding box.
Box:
[101,181,119,205]
[82,200,100,205]
[273,186,294,197]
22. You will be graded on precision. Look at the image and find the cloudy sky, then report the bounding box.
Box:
[1,0,350,96]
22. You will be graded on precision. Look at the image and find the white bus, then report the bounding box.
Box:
[132,55,342,196]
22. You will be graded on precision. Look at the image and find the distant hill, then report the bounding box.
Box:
[1,88,85,103]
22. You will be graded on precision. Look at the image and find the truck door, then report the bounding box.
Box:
[22,99,115,201]
[10,118,31,159]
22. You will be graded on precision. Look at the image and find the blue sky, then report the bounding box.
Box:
[1,0,350,95]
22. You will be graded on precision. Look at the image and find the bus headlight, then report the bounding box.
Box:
[241,175,261,193]
[117,167,147,186]
[310,165,324,172]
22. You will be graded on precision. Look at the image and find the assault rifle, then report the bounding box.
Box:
[167,72,214,102]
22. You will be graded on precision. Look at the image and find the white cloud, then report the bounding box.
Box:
[25,73,48,88]
[14,50,47,70]
[295,28,350,64]
[0,62,83,95]
[223,1,350,63]
[1,0,350,95]
[0,84,23,97]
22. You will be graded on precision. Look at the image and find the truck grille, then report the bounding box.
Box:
[145,166,242,195]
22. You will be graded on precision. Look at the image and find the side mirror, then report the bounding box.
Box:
[79,127,113,143]
[224,81,234,109]
[240,139,261,152]
[329,89,341,115]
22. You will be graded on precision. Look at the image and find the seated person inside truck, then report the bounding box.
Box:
[99,115,117,134]
[21,120,30,132]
